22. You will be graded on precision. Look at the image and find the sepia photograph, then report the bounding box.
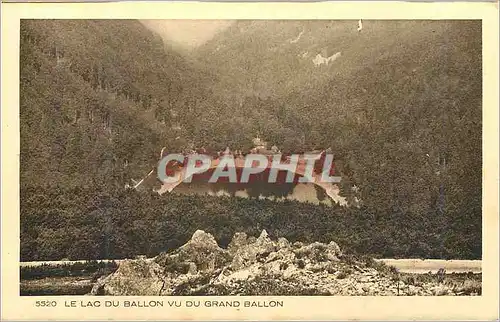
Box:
[1,2,499,320]
[17,18,484,297]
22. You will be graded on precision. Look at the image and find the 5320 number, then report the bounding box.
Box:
[35,300,57,307]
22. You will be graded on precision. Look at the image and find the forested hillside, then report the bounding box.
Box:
[20,19,217,188]
[195,19,482,218]
[20,186,481,261]
[20,20,482,261]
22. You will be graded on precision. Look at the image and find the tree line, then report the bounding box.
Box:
[20,186,481,261]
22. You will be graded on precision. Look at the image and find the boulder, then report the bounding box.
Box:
[101,259,165,296]
[228,232,248,255]
[294,241,341,263]
[230,230,277,270]
[328,241,342,257]
[190,229,219,246]
[255,230,276,254]
[173,230,230,272]
[431,285,450,296]
[278,237,290,249]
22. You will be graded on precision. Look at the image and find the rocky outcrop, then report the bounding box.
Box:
[157,229,230,273]
[91,230,479,296]
[90,259,164,296]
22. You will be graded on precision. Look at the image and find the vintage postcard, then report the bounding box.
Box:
[1,1,499,320]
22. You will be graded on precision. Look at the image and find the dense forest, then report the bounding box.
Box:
[20,19,482,261]
[20,186,481,261]
[20,19,218,189]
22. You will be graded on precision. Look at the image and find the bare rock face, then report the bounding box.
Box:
[99,259,165,296]
[294,241,342,263]
[230,230,277,270]
[255,230,276,254]
[155,230,230,275]
[91,230,474,296]
[227,232,248,255]
[174,230,230,272]
[278,237,290,249]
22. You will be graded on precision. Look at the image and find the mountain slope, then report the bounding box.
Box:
[196,20,479,100]
[20,19,216,188]
[193,19,481,228]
